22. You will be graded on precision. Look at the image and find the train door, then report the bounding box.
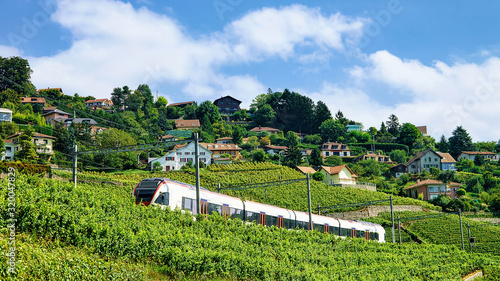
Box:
[277,216,284,228]
[351,228,356,238]
[222,204,230,218]
[259,212,266,226]
[324,224,329,234]
[365,231,370,241]
[200,199,208,215]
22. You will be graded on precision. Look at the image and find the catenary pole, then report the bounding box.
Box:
[73,144,77,189]
[307,173,312,231]
[459,209,465,250]
[390,195,395,243]
[195,134,200,215]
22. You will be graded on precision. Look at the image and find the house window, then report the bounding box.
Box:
[325,152,329,156]
[166,157,174,161]
[6,147,11,152]
[429,186,439,192]
[184,152,189,155]
[176,152,181,155]
[200,152,205,155]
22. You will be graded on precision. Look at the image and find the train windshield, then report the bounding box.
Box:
[134,179,161,203]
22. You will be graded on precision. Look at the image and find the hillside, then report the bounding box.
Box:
[54,162,439,213]
[2,173,500,280]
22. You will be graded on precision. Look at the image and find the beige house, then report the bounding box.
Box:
[7,132,57,161]
[355,152,393,164]
[458,151,500,162]
[43,109,72,127]
[200,143,242,160]
[319,165,358,186]
[404,179,462,201]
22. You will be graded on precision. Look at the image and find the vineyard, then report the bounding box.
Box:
[54,162,439,213]
[368,211,500,256]
[1,174,500,280]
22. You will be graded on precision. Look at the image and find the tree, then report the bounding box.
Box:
[284,131,302,168]
[154,96,168,108]
[303,134,322,145]
[231,109,250,121]
[390,149,407,164]
[448,126,474,158]
[111,86,130,109]
[0,56,34,96]
[232,126,244,145]
[397,123,421,149]
[436,135,449,152]
[253,104,275,126]
[124,90,145,112]
[474,154,485,166]
[309,147,323,166]
[312,101,332,132]
[260,136,271,147]
[379,122,387,135]
[0,122,19,139]
[251,149,266,162]
[386,114,400,137]
[312,171,324,181]
[0,89,21,108]
[15,125,37,162]
[456,188,466,197]
[324,156,343,166]
[0,138,5,156]
[196,100,221,124]
[183,104,197,119]
[319,119,346,142]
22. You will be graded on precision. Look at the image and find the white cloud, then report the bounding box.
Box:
[320,50,500,141]
[27,0,365,105]
[0,45,23,57]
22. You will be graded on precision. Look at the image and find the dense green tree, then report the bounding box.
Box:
[0,122,18,139]
[309,147,323,166]
[0,56,34,96]
[154,96,168,108]
[284,131,302,168]
[303,134,322,145]
[312,171,324,181]
[436,135,449,152]
[251,149,266,162]
[397,123,421,149]
[111,86,130,109]
[166,106,183,119]
[232,126,244,145]
[200,115,214,135]
[390,149,407,164]
[474,154,486,166]
[124,90,144,112]
[197,100,220,124]
[183,104,197,119]
[429,195,451,211]
[448,126,474,158]
[53,121,72,154]
[0,89,21,108]
[319,119,346,142]
[379,122,387,134]
[312,101,332,132]
[324,155,343,166]
[253,104,275,126]
[15,125,37,162]
[386,114,400,137]
[0,138,4,156]
[231,109,250,121]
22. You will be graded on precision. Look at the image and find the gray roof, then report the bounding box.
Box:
[65,118,97,125]
[43,109,72,116]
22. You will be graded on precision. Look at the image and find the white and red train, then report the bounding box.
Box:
[133,178,386,242]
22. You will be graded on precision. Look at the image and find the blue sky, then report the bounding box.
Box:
[2,0,500,141]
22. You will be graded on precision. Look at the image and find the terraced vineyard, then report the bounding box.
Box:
[54,162,439,213]
[1,174,499,280]
[369,211,500,256]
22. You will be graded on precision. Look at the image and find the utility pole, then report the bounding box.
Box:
[195,133,200,215]
[390,195,395,243]
[72,144,77,188]
[307,173,312,231]
[459,209,465,250]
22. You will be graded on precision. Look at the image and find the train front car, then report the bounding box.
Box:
[132,178,164,206]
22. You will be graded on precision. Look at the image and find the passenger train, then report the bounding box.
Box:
[133,178,386,242]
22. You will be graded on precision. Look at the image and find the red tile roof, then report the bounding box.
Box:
[296,166,316,174]
[320,165,356,176]
[461,151,498,155]
[438,152,456,163]
[250,126,280,132]
[21,97,46,104]
[174,119,200,128]
[404,179,462,190]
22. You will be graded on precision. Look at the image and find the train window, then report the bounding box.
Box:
[154,192,170,205]
[314,224,322,232]
[267,215,278,227]
[358,230,364,238]
[229,208,243,220]
[245,211,259,223]
[182,197,197,215]
[207,202,222,215]
[340,228,350,237]
[296,221,308,230]
[284,218,292,229]
[330,226,340,235]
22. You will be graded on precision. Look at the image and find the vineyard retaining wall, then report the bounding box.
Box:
[327,205,423,220]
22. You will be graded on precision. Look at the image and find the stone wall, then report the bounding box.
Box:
[326,205,424,220]
[469,218,500,224]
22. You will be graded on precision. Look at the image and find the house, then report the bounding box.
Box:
[249,126,280,135]
[405,148,443,173]
[390,163,407,178]
[43,106,57,114]
[438,152,457,171]
[200,143,242,160]
[0,108,12,122]
[264,145,288,156]
[300,148,312,158]
[43,109,72,127]
[167,101,195,108]
[64,118,100,135]
[158,134,178,142]
[1,140,16,161]
[6,132,57,160]
[216,137,233,144]
[21,97,46,106]
[319,165,358,186]
[150,141,212,171]
[355,152,393,164]
[320,142,351,158]
[174,119,200,130]
[85,98,113,108]
[416,126,428,136]
[296,166,316,175]
[458,151,500,162]
[404,179,462,201]
[346,124,362,132]
[213,96,242,114]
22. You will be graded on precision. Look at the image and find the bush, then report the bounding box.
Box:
[312,171,324,181]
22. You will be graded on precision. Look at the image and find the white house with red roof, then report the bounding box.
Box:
[85,98,113,108]
[150,141,212,171]
[320,142,351,158]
